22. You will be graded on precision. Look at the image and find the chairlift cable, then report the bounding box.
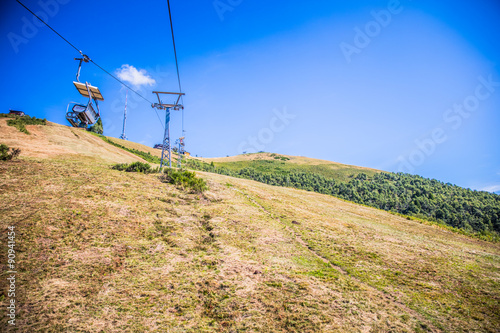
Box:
[89,60,164,127]
[15,0,81,55]
[166,0,185,134]
[16,0,165,130]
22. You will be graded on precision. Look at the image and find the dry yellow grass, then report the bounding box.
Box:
[0,121,499,332]
[203,173,500,331]
[203,152,380,173]
[0,119,141,163]
[106,136,163,158]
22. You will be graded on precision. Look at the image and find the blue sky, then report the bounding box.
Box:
[1,0,499,192]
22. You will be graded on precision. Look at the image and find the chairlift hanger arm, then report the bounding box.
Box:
[175,94,184,106]
[151,91,185,110]
[74,55,91,82]
[86,83,100,116]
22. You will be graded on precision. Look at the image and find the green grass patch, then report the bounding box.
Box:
[112,161,158,173]
[6,115,47,134]
[0,143,21,161]
[160,168,208,193]
[270,153,290,161]
[89,132,161,164]
[112,162,208,194]
[264,281,283,288]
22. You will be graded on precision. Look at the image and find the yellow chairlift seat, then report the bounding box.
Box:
[73,81,104,101]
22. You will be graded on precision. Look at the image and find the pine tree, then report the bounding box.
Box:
[89,118,103,135]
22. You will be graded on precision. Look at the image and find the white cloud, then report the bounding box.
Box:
[116,64,156,87]
[481,184,500,193]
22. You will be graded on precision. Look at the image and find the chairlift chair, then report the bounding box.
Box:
[66,56,104,128]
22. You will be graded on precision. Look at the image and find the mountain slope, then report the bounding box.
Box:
[1,122,499,332]
[0,119,142,163]
[204,152,380,182]
[189,154,500,237]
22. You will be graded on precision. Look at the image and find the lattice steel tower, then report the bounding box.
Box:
[151,91,185,169]
[120,90,128,140]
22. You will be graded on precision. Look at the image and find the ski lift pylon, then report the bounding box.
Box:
[151,91,185,169]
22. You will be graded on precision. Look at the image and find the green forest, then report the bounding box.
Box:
[185,158,500,238]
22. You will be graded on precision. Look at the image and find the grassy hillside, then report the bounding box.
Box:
[0,118,142,163]
[107,136,162,159]
[1,122,499,332]
[205,152,380,182]
[105,136,181,163]
[187,156,500,238]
